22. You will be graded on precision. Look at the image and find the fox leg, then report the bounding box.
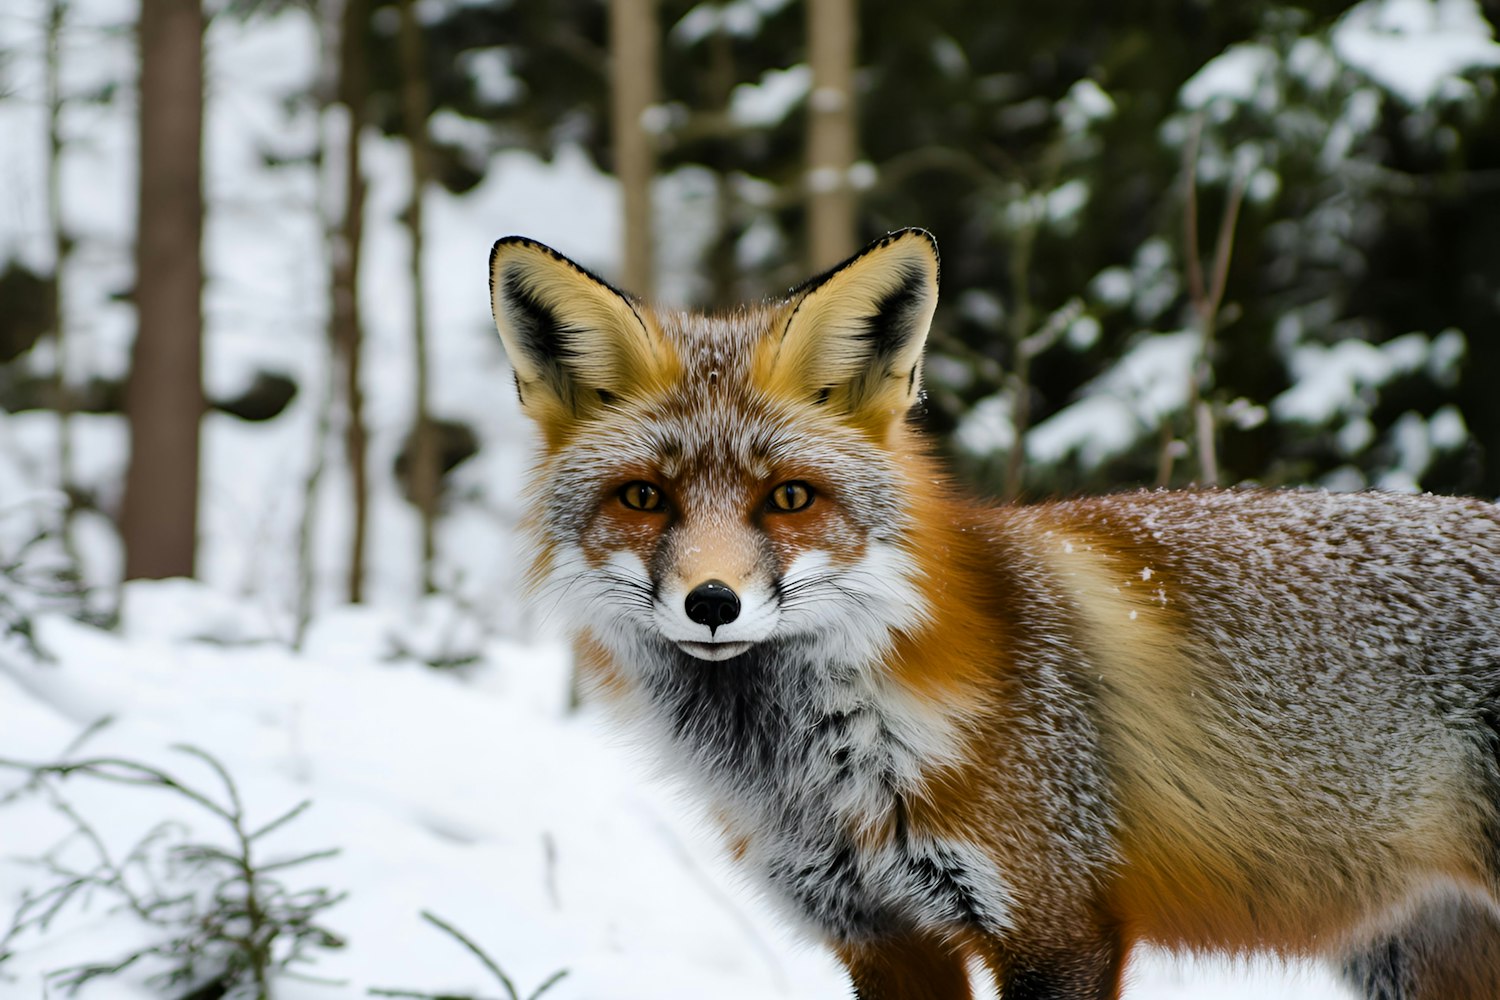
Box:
[1341,896,1500,1000]
[835,930,974,1000]
[1340,703,1500,998]
[978,931,1126,1000]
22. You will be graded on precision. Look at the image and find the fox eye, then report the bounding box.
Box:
[768,481,814,512]
[619,481,664,512]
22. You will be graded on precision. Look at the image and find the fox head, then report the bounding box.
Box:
[489,230,940,667]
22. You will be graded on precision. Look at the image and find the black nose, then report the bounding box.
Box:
[685,580,740,634]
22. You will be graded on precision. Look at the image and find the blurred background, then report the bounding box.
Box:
[0,3,1498,996]
[0,0,1498,623]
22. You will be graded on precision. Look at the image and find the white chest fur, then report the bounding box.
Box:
[614,635,1016,942]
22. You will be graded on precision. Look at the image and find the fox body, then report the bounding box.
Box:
[488,229,1500,999]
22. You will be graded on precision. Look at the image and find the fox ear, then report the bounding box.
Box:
[489,237,675,429]
[757,229,939,427]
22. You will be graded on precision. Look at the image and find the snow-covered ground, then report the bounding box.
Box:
[0,581,847,999]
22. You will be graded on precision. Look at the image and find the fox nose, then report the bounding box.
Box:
[685,580,740,634]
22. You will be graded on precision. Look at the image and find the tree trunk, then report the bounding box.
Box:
[806,0,857,271]
[706,23,738,308]
[46,0,76,558]
[123,0,203,580]
[398,0,438,595]
[332,0,370,604]
[610,0,658,296]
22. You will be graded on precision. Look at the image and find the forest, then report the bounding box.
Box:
[0,0,1497,997]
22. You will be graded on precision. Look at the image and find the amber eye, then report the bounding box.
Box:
[768,481,814,512]
[619,481,664,512]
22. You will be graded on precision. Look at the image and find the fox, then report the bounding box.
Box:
[487,227,1500,999]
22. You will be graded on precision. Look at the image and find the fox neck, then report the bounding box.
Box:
[883,454,1017,708]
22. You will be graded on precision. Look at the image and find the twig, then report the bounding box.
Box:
[59,716,114,757]
[1178,116,1248,487]
[0,754,231,821]
[249,799,313,842]
[369,911,569,1000]
[419,911,521,1000]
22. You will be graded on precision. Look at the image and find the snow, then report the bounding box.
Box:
[1430,403,1468,450]
[459,47,522,106]
[1428,327,1467,381]
[1320,88,1383,168]
[1178,1,1500,115]
[1273,331,1440,424]
[671,0,797,46]
[1067,313,1103,351]
[0,584,848,999]
[1128,238,1181,324]
[1059,78,1115,135]
[957,288,1006,329]
[729,64,812,128]
[1272,329,1469,485]
[1027,330,1201,469]
[1045,178,1091,227]
[955,390,1017,456]
[1090,266,1135,308]
[1179,43,1279,114]
[1288,36,1343,92]
[1332,0,1500,106]
[1003,180,1093,235]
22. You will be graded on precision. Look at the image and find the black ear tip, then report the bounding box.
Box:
[889,227,939,266]
[889,226,936,244]
[491,235,574,264]
[490,235,554,262]
[859,229,939,274]
[487,237,636,303]
[489,236,569,296]
[489,236,529,288]
[869,229,939,290]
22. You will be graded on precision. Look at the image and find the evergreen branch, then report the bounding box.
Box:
[419,910,521,1000]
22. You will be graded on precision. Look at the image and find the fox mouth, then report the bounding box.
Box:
[675,640,754,662]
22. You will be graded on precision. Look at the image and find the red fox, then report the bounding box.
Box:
[488,228,1500,999]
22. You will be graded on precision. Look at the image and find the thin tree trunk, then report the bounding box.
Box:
[332,0,370,604]
[123,0,203,580]
[706,23,737,307]
[1181,117,1246,488]
[293,356,335,648]
[398,0,437,595]
[806,0,857,271]
[610,0,657,295]
[1002,210,1038,501]
[45,0,75,558]
[1000,145,1064,501]
[294,2,339,644]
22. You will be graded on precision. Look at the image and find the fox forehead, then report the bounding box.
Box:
[652,301,781,390]
[629,303,800,477]
[561,301,801,459]
[527,318,904,545]
[532,303,776,455]
[539,369,908,529]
